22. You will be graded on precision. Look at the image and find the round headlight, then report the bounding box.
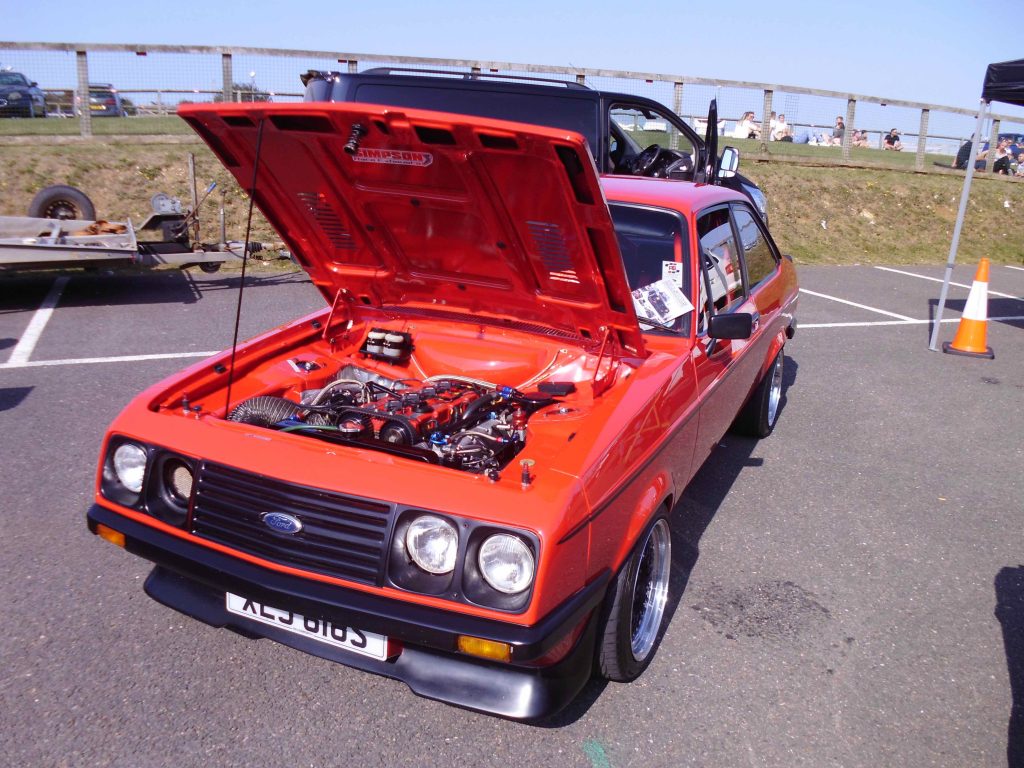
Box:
[164,460,194,503]
[405,515,458,574]
[112,443,147,493]
[8,92,22,101]
[478,534,535,594]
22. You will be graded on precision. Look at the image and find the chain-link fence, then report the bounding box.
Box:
[2,42,1022,172]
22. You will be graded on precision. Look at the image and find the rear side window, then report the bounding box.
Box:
[732,205,779,288]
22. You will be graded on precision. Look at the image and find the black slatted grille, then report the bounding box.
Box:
[191,462,394,584]
[297,191,356,250]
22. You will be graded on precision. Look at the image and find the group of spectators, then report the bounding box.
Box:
[730,111,905,150]
[977,137,1024,176]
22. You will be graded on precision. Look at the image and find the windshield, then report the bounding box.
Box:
[0,73,29,87]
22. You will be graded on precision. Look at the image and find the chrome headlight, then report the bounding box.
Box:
[405,515,458,574]
[112,443,147,493]
[478,533,535,594]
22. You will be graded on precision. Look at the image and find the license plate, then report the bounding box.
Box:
[226,593,388,660]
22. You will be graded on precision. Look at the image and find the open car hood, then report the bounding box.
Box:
[179,102,645,358]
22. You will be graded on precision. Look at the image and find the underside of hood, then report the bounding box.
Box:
[178,102,645,358]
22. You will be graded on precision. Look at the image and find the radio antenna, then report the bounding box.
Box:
[224,116,265,417]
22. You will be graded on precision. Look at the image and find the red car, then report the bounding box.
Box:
[88,102,798,719]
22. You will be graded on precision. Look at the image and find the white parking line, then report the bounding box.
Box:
[1008,265,1024,272]
[6,276,70,365]
[874,266,1024,300]
[0,350,218,370]
[801,315,1024,329]
[798,288,914,320]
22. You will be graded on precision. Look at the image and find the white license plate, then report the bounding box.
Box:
[226,593,388,660]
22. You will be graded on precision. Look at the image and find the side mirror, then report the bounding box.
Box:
[30,81,38,87]
[707,312,753,340]
[718,146,740,178]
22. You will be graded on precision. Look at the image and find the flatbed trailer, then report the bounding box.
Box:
[0,214,245,272]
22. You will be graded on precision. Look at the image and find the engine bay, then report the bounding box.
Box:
[226,361,569,477]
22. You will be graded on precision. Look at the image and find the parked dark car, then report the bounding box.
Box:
[87,84,126,117]
[301,68,769,220]
[0,71,46,118]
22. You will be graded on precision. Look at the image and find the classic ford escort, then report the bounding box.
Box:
[87,102,798,719]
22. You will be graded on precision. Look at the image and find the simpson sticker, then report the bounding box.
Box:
[352,148,433,167]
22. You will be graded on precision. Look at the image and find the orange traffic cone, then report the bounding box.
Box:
[943,258,994,359]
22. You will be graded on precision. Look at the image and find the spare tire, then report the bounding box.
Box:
[28,184,97,221]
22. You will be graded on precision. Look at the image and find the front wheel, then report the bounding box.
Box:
[732,348,785,438]
[597,516,672,682]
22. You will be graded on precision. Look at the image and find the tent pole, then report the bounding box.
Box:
[929,98,990,351]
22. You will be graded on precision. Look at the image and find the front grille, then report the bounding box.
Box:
[190,462,394,585]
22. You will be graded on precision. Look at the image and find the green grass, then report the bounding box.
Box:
[0,115,192,136]
[0,141,1021,268]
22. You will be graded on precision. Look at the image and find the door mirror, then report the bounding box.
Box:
[707,312,753,339]
[718,146,740,178]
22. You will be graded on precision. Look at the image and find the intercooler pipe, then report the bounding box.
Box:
[227,395,302,427]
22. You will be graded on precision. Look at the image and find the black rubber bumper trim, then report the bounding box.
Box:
[88,504,609,719]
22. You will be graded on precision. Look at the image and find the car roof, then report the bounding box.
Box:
[601,176,747,216]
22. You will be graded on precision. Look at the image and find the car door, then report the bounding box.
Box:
[691,205,760,463]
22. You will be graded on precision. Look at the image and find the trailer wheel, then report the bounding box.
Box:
[28,185,96,221]
[199,262,222,273]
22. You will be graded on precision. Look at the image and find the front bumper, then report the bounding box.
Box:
[88,503,608,720]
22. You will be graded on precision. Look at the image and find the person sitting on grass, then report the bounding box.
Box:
[771,113,790,141]
[852,129,870,148]
[1015,153,1024,177]
[829,116,845,146]
[884,128,903,151]
[732,111,761,140]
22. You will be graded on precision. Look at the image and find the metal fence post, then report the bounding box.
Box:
[916,108,929,170]
[986,118,1000,172]
[673,82,683,119]
[76,50,91,138]
[221,52,233,103]
[761,89,773,149]
[842,98,855,160]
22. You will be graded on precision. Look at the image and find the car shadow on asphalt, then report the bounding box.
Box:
[0,386,33,411]
[540,356,800,727]
[994,566,1024,768]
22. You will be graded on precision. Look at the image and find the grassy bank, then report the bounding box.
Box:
[0,141,1021,266]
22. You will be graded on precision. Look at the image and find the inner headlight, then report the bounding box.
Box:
[112,443,147,493]
[405,515,458,574]
[478,534,535,594]
[164,459,194,503]
[8,92,22,100]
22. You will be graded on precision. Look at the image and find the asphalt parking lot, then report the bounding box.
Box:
[1,263,1022,767]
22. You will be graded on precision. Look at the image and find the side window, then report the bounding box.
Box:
[609,104,695,168]
[697,208,746,332]
[610,204,693,336]
[733,205,779,288]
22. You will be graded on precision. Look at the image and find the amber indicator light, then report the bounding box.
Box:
[457,635,512,663]
[96,524,126,548]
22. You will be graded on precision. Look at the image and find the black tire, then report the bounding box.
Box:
[597,515,672,682]
[199,262,222,273]
[732,347,785,438]
[28,184,96,221]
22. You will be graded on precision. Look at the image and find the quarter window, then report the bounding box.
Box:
[733,206,778,288]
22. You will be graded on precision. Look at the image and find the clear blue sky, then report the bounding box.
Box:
[5,0,1023,119]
